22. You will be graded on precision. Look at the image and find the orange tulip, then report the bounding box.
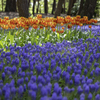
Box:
[68,24,72,28]
[24,26,29,30]
[62,27,65,30]
[79,23,83,27]
[76,15,81,19]
[33,24,38,29]
[40,25,43,29]
[88,25,92,28]
[94,19,97,23]
[52,28,56,32]
[4,16,9,20]
[61,23,64,26]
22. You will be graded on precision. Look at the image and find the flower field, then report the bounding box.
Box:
[0,14,100,100]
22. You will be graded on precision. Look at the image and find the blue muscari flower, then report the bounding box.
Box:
[4,67,8,74]
[94,62,99,68]
[0,63,3,71]
[90,70,94,77]
[81,60,86,68]
[64,87,70,93]
[47,71,52,78]
[18,68,22,73]
[0,83,3,88]
[17,78,24,86]
[21,61,29,71]
[94,82,99,92]
[89,49,93,53]
[67,66,71,73]
[45,61,49,70]
[56,87,62,95]
[40,96,50,100]
[89,54,94,63]
[80,75,85,81]
[95,94,100,100]
[31,75,36,83]
[84,85,90,94]
[26,72,30,76]
[11,86,16,95]
[2,72,5,81]
[29,90,36,99]
[54,83,60,93]
[88,93,92,100]
[21,71,25,77]
[11,65,17,74]
[70,88,75,92]
[74,74,80,86]
[9,79,15,88]
[80,93,85,100]
[84,69,88,75]
[57,95,63,100]
[55,55,60,61]
[51,59,56,70]
[24,84,26,92]
[38,83,43,90]
[30,71,33,76]
[58,61,61,66]
[81,79,86,84]
[71,73,75,79]
[56,66,61,73]
[45,75,50,83]
[86,61,91,70]
[86,79,93,85]
[4,89,10,100]
[77,86,83,94]
[89,84,95,92]
[15,58,19,65]
[30,83,37,91]
[41,87,48,96]
[65,72,70,84]
[18,85,24,95]
[69,79,73,85]
[37,75,43,84]
[95,67,100,76]
[45,85,51,95]
[51,92,57,100]
[77,69,81,75]
[35,64,42,74]
[42,68,47,76]
[25,77,28,83]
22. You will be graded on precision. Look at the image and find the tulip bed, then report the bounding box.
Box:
[0,15,100,100]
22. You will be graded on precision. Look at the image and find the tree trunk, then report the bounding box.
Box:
[37,0,39,13]
[17,0,29,18]
[28,0,31,8]
[67,0,76,15]
[78,0,84,15]
[44,0,48,15]
[54,0,64,18]
[61,0,66,14]
[52,0,56,14]
[33,0,36,15]
[5,0,17,12]
[80,0,97,19]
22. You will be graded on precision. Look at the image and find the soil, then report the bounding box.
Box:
[0,12,100,25]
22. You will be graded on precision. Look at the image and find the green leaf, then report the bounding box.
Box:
[10,35,14,45]
[57,32,60,39]
[0,41,4,48]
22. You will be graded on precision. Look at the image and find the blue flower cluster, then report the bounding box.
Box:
[0,36,100,100]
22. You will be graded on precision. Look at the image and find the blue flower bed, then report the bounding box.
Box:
[0,31,100,100]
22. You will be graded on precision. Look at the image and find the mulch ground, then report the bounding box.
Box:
[0,12,100,25]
